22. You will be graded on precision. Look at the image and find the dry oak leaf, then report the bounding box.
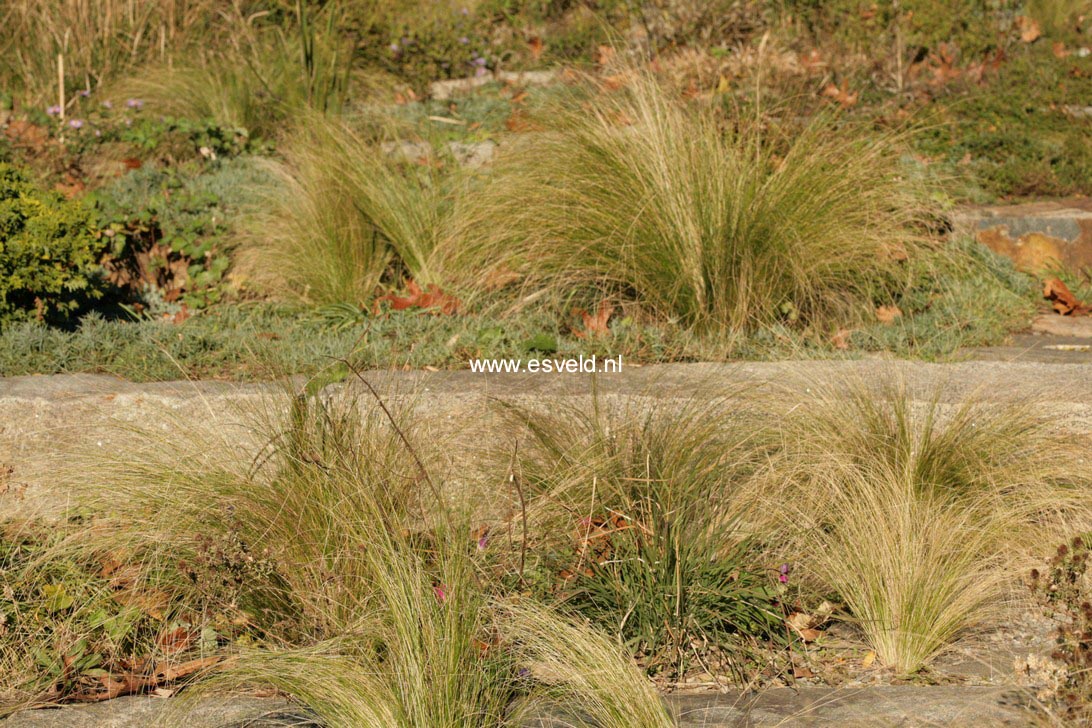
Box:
[876,305,902,324]
[1017,15,1042,43]
[1053,41,1071,59]
[573,300,614,339]
[375,279,461,315]
[528,36,544,61]
[1043,278,1087,315]
[822,80,858,108]
[831,328,852,350]
[505,109,542,132]
[787,611,822,642]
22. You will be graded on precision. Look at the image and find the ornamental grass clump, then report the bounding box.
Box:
[244,116,459,307]
[762,378,1092,675]
[454,69,936,339]
[71,382,672,728]
[498,392,783,677]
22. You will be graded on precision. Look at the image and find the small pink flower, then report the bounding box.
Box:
[434,584,448,603]
[46,105,62,116]
[778,563,790,584]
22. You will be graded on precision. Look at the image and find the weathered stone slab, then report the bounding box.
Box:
[381,139,496,167]
[1030,313,1092,338]
[1,695,302,727]
[429,69,559,100]
[951,199,1092,273]
[4,687,1034,727]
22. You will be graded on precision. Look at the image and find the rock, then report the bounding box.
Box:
[381,139,497,168]
[525,687,1033,727]
[447,140,496,167]
[1061,105,1092,119]
[950,199,1092,273]
[430,69,558,99]
[1030,313,1092,338]
[380,139,432,163]
[666,687,1032,727]
[2,695,307,727]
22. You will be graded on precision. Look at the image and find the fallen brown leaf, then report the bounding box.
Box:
[1053,41,1071,58]
[831,328,852,350]
[71,656,222,702]
[504,109,542,132]
[1017,15,1042,43]
[876,305,902,324]
[573,300,614,339]
[528,36,544,61]
[375,279,460,315]
[822,80,858,108]
[1043,278,1087,315]
[156,626,196,654]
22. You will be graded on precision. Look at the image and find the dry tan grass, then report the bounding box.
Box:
[754,377,1092,674]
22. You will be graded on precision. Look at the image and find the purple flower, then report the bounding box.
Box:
[389,43,400,53]
[778,563,790,584]
[46,105,62,116]
[460,7,469,14]
[433,583,448,604]
[474,66,488,78]
[101,100,113,109]
[78,89,91,97]
[125,98,143,110]
[473,57,487,67]
[477,532,489,550]
[458,36,469,44]
[517,668,531,678]
[68,118,84,129]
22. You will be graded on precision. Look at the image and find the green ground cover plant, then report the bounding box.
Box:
[1028,535,1092,722]
[90,157,272,311]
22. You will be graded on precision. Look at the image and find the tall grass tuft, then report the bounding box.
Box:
[0,0,221,108]
[499,391,783,677]
[453,70,936,339]
[244,116,458,307]
[110,1,358,140]
[762,379,1092,674]
[71,383,672,727]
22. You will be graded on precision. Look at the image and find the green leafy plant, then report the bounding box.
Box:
[0,163,103,326]
[91,160,266,310]
[1028,535,1092,720]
